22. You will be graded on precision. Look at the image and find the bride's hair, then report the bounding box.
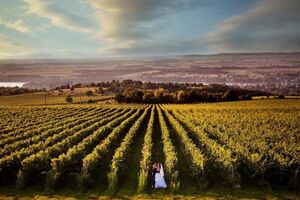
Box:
[153,162,160,170]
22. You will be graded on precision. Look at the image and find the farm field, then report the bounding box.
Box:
[0,100,299,199]
[252,96,300,100]
[0,92,114,106]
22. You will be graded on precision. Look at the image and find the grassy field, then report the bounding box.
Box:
[252,95,300,100]
[0,185,298,199]
[0,99,299,199]
[0,92,114,106]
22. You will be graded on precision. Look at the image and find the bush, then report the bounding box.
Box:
[85,90,94,96]
[177,90,188,102]
[87,99,95,104]
[97,87,104,94]
[238,94,252,100]
[115,94,126,103]
[221,89,238,101]
[65,95,73,103]
[16,171,25,190]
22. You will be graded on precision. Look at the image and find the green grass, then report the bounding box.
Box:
[0,185,298,200]
[0,99,299,199]
[0,92,114,106]
[117,114,150,195]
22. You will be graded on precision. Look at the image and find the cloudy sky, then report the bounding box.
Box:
[0,0,299,58]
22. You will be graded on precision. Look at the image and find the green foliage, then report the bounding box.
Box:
[65,95,73,103]
[157,105,180,192]
[16,170,25,190]
[6,108,129,187]
[48,109,139,188]
[176,90,188,102]
[80,108,143,185]
[97,87,104,94]
[138,106,155,192]
[221,89,238,101]
[160,106,205,183]
[0,100,298,193]
[85,90,94,96]
[87,99,95,104]
[0,92,114,106]
[107,106,150,193]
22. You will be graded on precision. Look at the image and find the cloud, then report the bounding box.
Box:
[99,38,207,56]
[209,0,300,52]
[25,0,94,33]
[0,34,30,57]
[88,0,205,55]
[0,18,30,33]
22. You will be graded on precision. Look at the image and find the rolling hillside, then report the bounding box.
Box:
[0,100,299,199]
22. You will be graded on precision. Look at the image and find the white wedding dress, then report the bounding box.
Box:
[155,164,167,188]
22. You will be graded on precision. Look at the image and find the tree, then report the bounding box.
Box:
[154,88,166,102]
[142,81,158,89]
[85,90,94,96]
[120,79,134,88]
[188,90,199,102]
[73,83,82,88]
[134,80,143,88]
[124,89,143,103]
[90,82,96,87]
[115,94,125,103]
[87,99,95,104]
[163,93,174,103]
[112,80,120,88]
[221,89,238,101]
[97,87,104,94]
[239,94,252,100]
[177,90,188,102]
[65,95,73,103]
[142,91,155,103]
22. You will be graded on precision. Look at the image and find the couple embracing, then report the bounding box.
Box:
[152,162,167,189]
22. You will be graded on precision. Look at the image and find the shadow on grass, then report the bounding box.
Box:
[0,185,298,200]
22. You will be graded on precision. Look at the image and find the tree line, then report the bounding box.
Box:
[57,80,271,103]
[0,87,42,96]
[115,88,252,103]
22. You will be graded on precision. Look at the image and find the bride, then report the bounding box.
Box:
[153,162,167,188]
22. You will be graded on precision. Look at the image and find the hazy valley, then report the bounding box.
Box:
[1,53,299,95]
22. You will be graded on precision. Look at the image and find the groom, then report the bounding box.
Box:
[152,162,167,189]
[152,163,159,188]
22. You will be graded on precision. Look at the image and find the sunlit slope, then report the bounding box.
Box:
[0,92,114,106]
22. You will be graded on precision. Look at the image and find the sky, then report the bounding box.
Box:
[0,0,299,58]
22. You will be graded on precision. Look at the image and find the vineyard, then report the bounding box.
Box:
[0,100,299,198]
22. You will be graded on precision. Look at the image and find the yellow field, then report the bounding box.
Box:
[0,92,114,106]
